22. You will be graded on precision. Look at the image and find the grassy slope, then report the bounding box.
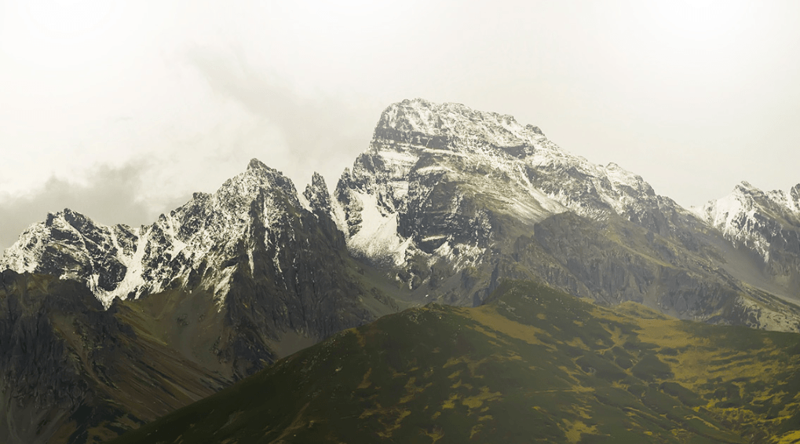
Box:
[0,272,228,444]
[110,281,800,444]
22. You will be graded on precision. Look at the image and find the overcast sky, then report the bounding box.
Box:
[2,0,800,252]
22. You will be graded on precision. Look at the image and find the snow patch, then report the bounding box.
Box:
[211,264,238,308]
[297,192,312,213]
[347,191,410,266]
[93,227,147,307]
[416,165,454,175]
[378,149,418,165]
[329,198,349,236]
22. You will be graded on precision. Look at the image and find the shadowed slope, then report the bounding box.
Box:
[0,271,227,444]
[110,280,800,444]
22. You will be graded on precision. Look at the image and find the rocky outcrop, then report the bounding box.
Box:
[2,160,396,376]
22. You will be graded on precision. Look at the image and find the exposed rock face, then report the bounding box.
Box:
[0,160,398,443]
[0,209,137,296]
[694,182,800,286]
[303,172,334,217]
[3,159,309,307]
[0,160,396,441]
[331,98,800,330]
[333,99,688,281]
[1,162,388,356]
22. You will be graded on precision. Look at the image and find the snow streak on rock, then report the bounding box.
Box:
[1,159,304,307]
[333,98,684,289]
[694,181,800,263]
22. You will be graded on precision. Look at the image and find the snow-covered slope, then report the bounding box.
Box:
[0,159,378,320]
[694,181,800,262]
[4,98,800,334]
[334,99,688,289]
[1,159,299,306]
[330,99,800,331]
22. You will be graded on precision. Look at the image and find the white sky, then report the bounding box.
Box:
[1,0,800,251]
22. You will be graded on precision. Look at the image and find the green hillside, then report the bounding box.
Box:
[0,271,228,444]
[110,280,800,443]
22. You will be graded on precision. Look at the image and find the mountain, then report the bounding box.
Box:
[6,99,800,333]
[108,280,800,444]
[0,162,401,443]
[3,98,800,442]
[330,98,800,331]
[1,160,398,379]
[0,270,226,444]
[694,182,800,295]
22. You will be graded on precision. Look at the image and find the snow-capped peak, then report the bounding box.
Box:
[694,181,800,261]
[0,158,308,307]
[334,98,680,291]
[698,181,800,224]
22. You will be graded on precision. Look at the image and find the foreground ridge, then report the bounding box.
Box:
[110,280,800,444]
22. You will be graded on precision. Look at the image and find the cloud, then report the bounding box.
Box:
[0,45,386,255]
[0,46,383,255]
[184,46,377,190]
[0,161,187,253]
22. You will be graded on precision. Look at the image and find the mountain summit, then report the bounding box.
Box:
[3,160,317,306]
[334,99,661,271]
[330,98,800,328]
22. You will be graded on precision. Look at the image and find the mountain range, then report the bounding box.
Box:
[2,98,800,443]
